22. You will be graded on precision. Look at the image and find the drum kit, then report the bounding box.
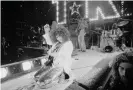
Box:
[96,19,129,52]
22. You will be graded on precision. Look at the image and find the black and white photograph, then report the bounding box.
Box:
[1,0,133,90]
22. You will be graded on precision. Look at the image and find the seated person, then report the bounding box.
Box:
[98,51,133,90]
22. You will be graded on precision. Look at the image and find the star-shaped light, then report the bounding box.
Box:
[69,2,81,15]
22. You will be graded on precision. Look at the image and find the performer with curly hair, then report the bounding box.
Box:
[33,24,74,89]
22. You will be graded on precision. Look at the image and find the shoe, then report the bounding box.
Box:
[58,73,75,84]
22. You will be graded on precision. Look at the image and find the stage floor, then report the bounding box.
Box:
[1,49,121,90]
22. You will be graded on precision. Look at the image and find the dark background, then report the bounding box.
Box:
[1,1,56,44]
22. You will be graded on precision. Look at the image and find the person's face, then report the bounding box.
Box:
[56,35,63,42]
[118,62,133,84]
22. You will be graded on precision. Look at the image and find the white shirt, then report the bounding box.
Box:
[53,40,74,74]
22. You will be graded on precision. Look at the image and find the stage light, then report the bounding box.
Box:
[69,2,81,15]
[55,0,120,23]
[57,1,67,24]
[56,1,59,23]
[90,7,104,21]
[41,58,47,65]
[127,13,129,16]
[90,0,120,21]
[121,1,124,16]
[85,0,89,18]
[22,61,32,71]
[64,1,67,24]
[0,67,8,79]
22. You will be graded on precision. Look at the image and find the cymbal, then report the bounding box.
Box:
[117,21,129,26]
[118,18,133,21]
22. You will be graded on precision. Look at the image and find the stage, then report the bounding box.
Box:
[1,49,121,90]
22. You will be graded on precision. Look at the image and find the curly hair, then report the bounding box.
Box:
[49,24,70,44]
[110,51,133,87]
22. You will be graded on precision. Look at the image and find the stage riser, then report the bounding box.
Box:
[1,56,48,83]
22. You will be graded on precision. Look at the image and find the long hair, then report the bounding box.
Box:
[110,51,133,86]
[49,24,70,44]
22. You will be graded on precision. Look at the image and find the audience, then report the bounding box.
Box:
[98,51,133,90]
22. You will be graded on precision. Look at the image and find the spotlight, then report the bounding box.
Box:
[126,14,129,16]
[0,68,8,79]
[22,61,32,71]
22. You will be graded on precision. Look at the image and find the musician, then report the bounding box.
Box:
[111,23,123,50]
[111,23,123,38]
[76,18,88,52]
[100,29,110,50]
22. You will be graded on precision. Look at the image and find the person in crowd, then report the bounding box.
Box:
[98,51,133,90]
[34,25,74,89]
[109,51,133,90]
